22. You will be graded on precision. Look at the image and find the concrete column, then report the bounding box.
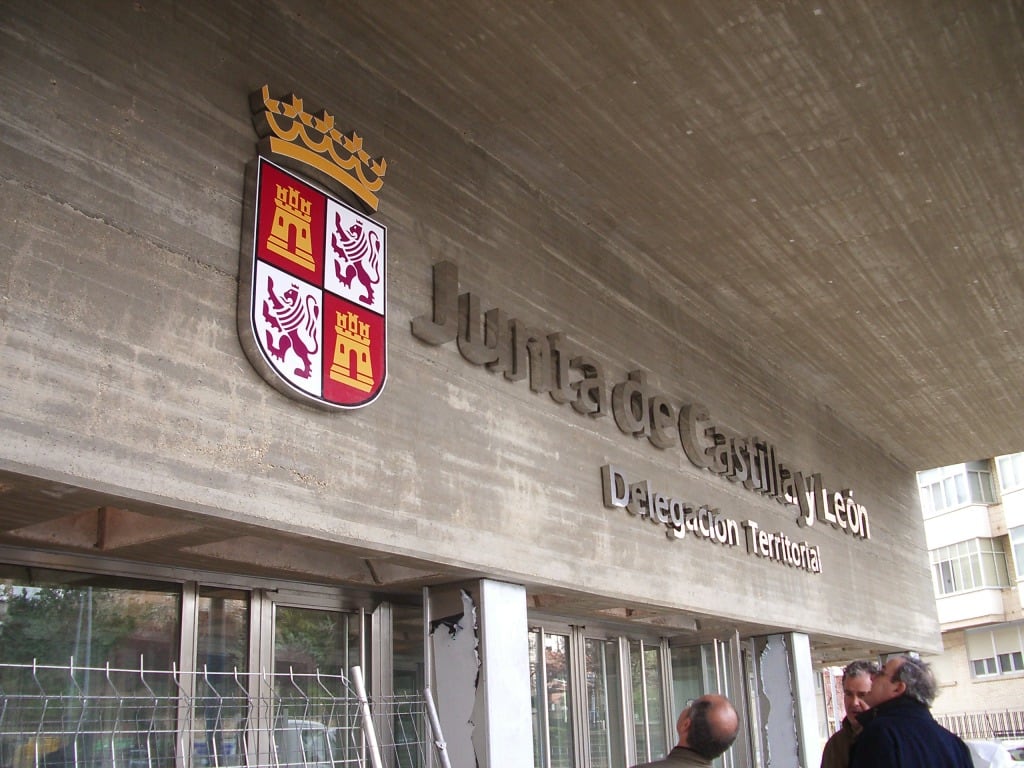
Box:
[750,632,820,768]
[425,579,532,768]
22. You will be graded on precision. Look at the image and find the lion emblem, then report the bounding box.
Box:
[331,213,381,305]
[262,276,319,379]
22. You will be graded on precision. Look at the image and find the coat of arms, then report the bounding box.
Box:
[238,87,387,409]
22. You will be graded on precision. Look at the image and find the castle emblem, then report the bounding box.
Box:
[238,87,387,409]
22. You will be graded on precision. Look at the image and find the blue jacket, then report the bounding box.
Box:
[850,695,972,768]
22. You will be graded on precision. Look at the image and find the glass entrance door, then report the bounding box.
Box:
[582,637,625,768]
[530,630,573,768]
[529,625,668,768]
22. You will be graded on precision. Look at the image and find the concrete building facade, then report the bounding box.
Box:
[2,3,1023,767]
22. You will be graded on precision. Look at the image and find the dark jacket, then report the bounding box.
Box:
[820,716,858,768]
[634,746,712,768]
[849,695,973,768]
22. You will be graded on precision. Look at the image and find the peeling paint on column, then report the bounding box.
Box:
[429,588,482,767]
[759,634,800,768]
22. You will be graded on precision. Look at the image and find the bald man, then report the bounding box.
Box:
[633,694,740,767]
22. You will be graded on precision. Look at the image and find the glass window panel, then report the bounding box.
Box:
[999,457,1013,489]
[629,641,649,762]
[392,603,425,768]
[968,472,982,502]
[939,561,955,594]
[529,631,545,768]
[952,473,966,504]
[919,487,933,516]
[931,483,943,511]
[528,631,574,768]
[643,647,667,761]
[199,587,249,673]
[0,566,180,670]
[670,646,704,716]
[953,558,968,591]
[195,588,249,768]
[973,658,997,676]
[969,555,983,589]
[980,552,1006,587]
[0,567,182,768]
[1012,528,1024,578]
[584,638,625,768]
[943,477,957,507]
[630,642,667,764]
[274,606,358,689]
[543,633,573,768]
[272,608,359,768]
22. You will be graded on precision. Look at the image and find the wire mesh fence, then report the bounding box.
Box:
[0,662,445,768]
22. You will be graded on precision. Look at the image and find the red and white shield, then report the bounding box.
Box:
[238,157,387,408]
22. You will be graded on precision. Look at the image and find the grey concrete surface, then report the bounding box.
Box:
[2,0,1014,656]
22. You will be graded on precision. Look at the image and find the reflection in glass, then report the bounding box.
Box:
[0,566,180,670]
[529,630,573,768]
[584,638,624,768]
[630,640,667,763]
[195,588,249,768]
[643,645,667,759]
[670,646,704,723]
[273,607,360,768]
[274,606,357,681]
[0,567,181,768]
[392,603,425,768]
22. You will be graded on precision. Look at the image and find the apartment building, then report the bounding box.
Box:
[920,454,1024,715]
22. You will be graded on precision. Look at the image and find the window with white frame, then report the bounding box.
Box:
[918,461,996,516]
[929,538,1010,596]
[997,453,1024,493]
[966,624,1024,678]
[1010,527,1024,579]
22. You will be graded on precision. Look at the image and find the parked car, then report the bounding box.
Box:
[999,740,1024,762]
[275,719,333,768]
[966,740,1017,768]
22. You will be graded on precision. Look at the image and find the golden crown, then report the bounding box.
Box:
[250,85,387,211]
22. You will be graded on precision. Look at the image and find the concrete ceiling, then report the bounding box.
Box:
[348,0,1024,471]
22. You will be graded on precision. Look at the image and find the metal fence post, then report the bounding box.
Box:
[422,687,451,768]
[349,667,382,768]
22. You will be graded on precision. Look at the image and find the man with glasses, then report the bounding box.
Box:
[633,694,740,767]
[820,660,879,768]
[849,654,972,768]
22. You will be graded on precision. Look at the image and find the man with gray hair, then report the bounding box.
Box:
[849,654,972,768]
[820,660,878,768]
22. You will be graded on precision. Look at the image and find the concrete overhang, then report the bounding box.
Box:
[350,0,1024,472]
